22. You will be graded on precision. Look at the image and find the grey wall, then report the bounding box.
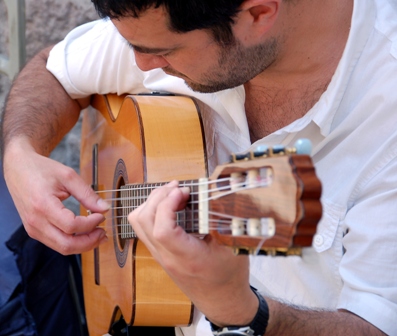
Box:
[0,0,99,213]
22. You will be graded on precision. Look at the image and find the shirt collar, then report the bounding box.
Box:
[311,0,376,136]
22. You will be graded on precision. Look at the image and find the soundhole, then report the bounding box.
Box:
[115,175,127,250]
[112,159,129,268]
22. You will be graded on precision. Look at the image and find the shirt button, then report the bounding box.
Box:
[314,234,324,246]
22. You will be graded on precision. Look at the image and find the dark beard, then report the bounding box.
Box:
[165,38,279,94]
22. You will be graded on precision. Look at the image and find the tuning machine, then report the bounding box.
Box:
[233,247,303,256]
[230,138,312,163]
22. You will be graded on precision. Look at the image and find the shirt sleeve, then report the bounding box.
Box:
[337,148,397,336]
[46,19,148,99]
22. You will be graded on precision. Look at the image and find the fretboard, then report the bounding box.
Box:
[119,180,201,239]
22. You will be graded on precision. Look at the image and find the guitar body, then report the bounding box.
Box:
[80,94,322,335]
[80,94,207,335]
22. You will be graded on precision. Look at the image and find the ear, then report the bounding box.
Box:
[234,0,281,43]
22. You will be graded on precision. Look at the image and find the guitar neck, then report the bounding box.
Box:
[111,150,322,256]
[118,180,201,238]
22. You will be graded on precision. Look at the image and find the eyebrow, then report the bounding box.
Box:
[125,41,172,55]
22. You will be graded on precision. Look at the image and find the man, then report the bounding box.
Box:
[1,0,397,335]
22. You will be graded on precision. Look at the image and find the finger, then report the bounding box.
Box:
[127,181,181,253]
[151,186,192,250]
[127,197,156,250]
[38,193,105,234]
[131,180,180,231]
[26,219,108,255]
[128,208,157,256]
[23,196,109,254]
[60,169,110,213]
[156,186,191,224]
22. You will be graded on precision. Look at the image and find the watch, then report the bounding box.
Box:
[207,286,269,336]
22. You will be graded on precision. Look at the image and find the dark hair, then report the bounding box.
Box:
[91,0,245,45]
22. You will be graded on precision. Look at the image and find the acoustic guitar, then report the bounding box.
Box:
[80,94,322,335]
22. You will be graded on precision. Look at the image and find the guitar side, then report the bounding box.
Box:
[80,94,207,335]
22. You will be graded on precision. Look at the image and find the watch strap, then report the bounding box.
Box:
[207,286,269,336]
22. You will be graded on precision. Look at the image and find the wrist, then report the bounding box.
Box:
[206,286,269,336]
[3,136,51,163]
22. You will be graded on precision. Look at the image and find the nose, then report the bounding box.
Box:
[134,52,170,71]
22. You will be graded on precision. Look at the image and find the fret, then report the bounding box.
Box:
[179,180,188,233]
[186,180,199,234]
[190,182,199,234]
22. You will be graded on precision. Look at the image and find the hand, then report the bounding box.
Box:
[3,146,110,255]
[128,181,258,327]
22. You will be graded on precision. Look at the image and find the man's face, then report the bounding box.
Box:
[112,7,277,93]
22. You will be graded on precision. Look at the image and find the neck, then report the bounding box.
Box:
[244,0,354,141]
[252,0,353,84]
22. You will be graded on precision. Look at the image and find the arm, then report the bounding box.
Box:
[1,46,110,255]
[264,301,385,335]
[1,46,87,157]
[127,182,386,335]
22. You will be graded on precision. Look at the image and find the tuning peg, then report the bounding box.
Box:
[230,152,250,162]
[271,145,286,155]
[254,144,286,157]
[253,145,269,157]
[231,138,312,162]
[253,144,286,157]
[233,248,249,256]
[294,138,312,155]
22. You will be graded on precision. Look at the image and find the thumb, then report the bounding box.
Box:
[66,174,110,213]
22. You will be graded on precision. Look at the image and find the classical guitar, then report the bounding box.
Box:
[80,94,322,335]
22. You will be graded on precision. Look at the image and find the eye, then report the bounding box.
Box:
[125,40,174,57]
[126,41,134,50]
[161,50,173,57]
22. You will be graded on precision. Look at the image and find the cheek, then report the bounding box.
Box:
[165,52,215,78]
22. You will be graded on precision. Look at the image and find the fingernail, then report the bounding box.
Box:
[99,233,108,245]
[180,187,190,196]
[97,198,110,210]
[166,180,179,187]
[169,187,190,198]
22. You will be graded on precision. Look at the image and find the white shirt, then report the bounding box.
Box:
[47,0,397,334]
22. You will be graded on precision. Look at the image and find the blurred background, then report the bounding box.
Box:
[0,0,99,213]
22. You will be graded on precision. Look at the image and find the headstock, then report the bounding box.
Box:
[198,139,322,256]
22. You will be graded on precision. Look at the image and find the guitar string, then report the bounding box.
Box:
[100,211,248,228]
[96,220,248,235]
[103,213,242,222]
[101,208,252,223]
[96,227,272,239]
[95,176,271,195]
[94,204,275,247]
[95,178,271,205]
[96,210,273,237]
[88,176,273,238]
[94,176,234,195]
[92,186,273,230]
[91,224,273,257]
